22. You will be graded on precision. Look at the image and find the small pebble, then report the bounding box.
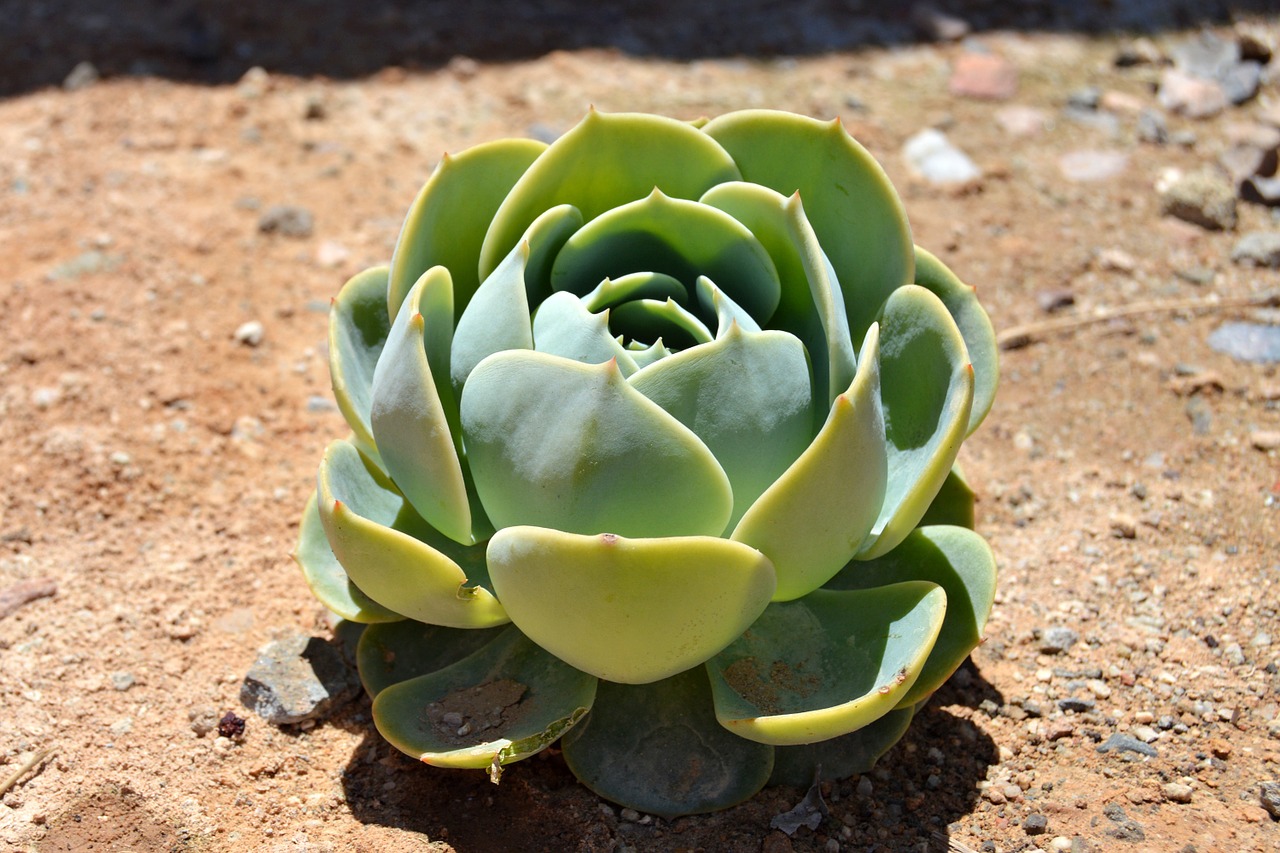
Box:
[234,321,265,347]
[1040,626,1079,654]
[1024,813,1048,835]
[1163,782,1194,803]
[110,672,135,691]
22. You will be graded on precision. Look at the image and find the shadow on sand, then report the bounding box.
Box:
[2,0,1275,97]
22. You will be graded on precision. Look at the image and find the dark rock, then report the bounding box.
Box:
[1103,803,1147,841]
[1067,87,1102,111]
[1244,176,1280,206]
[240,632,360,725]
[1208,322,1280,364]
[1097,732,1158,757]
[1058,697,1096,713]
[258,205,314,238]
[911,4,969,42]
[1023,814,1048,835]
[1037,290,1075,314]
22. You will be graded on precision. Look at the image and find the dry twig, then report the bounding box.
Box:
[932,832,979,852]
[0,578,57,620]
[997,292,1280,351]
[0,747,54,798]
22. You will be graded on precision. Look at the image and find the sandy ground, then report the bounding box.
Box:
[1,9,1279,853]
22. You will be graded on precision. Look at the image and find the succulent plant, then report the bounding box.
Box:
[295,108,998,816]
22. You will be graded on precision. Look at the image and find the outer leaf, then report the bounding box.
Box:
[701,110,914,345]
[913,246,998,436]
[532,292,639,375]
[731,325,886,601]
[479,109,741,280]
[357,620,507,697]
[561,667,774,818]
[371,267,473,544]
[388,137,546,321]
[549,190,780,325]
[372,626,596,770]
[629,324,812,529]
[858,285,974,560]
[769,705,914,787]
[460,352,733,538]
[918,465,976,530]
[827,526,996,708]
[317,440,508,629]
[706,583,946,746]
[294,490,401,624]
[487,526,776,684]
[328,266,392,462]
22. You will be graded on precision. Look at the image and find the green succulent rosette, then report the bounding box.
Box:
[295,109,998,817]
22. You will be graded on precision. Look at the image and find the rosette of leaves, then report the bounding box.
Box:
[296,109,999,817]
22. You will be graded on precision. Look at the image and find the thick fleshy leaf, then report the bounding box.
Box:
[561,667,773,818]
[460,352,732,538]
[549,190,781,325]
[372,626,596,770]
[827,526,996,708]
[609,297,712,350]
[329,266,393,462]
[583,272,686,312]
[697,276,761,335]
[316,440,508,629]
[294,490,402,624]
[731,325,886,601]
[626,338,672,369]
[706,582,946,746]
[388,137,546,322]
[913,246,998,436]
[450,242,534,391]
[487,526,776,683]
[857,285,974,560]
[701,110,914,344]
[629,324,812,529]
[371,267,474,544]
[769,705,914,787]
[699,182,832,429]
[532,292,639,375]
[510,203,584,309]
[918,465,976,530]
[784,193,857,409]
[479,110,742,280]
[357,620,507,697]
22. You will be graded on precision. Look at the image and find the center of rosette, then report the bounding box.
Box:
[546,190,782,346]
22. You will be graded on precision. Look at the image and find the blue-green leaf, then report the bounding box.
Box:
[294,490,402,624]
[561,667,773,818]
[328,267,392,463]
[532,292,638,375]
[460,352,732,538]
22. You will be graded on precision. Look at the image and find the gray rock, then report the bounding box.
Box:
[110,672,136,691]
[63,61,100,91]
[1040,626,1079,654]
[1169,31,1240,81]
[1097,732,1158,757]
[1244,175,1280,206]
[902,129,980,184]
[1159,170,1237,231]
[1023,813,1048,836]
[1220,61,1262,105]
[258,205,314,238]
[1232,231,1280,266]
[1209,322,1280,364]
[1058,697,1095,713]
[240,632,360,725]
[1261,781,1280,820]
[1067,87,1102,111]
[1137,109,1168,145]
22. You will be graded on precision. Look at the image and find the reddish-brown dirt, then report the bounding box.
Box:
[1,9,1278,852]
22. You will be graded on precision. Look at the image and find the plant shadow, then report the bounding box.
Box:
[331,655,1005,852]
